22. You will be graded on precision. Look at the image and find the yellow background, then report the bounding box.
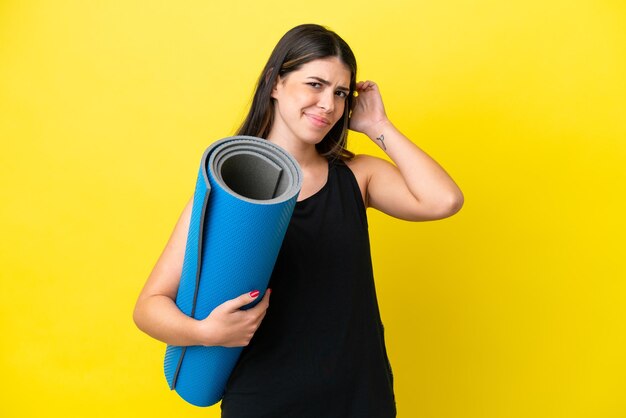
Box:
[1,1,625,417]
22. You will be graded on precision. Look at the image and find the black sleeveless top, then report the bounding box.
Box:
[221,159,396,418]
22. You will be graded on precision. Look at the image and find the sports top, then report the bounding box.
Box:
[221,158,396,418]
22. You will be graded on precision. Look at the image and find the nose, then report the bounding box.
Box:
[317,90,335,113]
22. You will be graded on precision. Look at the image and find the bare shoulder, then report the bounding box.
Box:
[345,153,395,178]
[344,154,393,207]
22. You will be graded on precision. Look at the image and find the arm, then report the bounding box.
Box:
[349,80,464,221]
[133,197,271,347]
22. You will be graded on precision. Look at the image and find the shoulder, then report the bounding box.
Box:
[344,153,389,169]
[345,153,394,179]
[344,154,392,207]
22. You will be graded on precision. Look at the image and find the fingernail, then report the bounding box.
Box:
[249,290,260,298]
[268,288,272,294]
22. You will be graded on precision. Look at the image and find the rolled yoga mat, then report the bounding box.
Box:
[163,135,302,407]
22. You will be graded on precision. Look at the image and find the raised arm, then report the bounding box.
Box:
[349,80,464,221]
[133,197,270,347]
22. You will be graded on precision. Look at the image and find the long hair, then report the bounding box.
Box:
[237,24,357,161]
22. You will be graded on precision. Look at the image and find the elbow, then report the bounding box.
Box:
[447,190,464,216]
[425,191,464,221]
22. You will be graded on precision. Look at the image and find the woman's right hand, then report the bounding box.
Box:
[198,289,271,347]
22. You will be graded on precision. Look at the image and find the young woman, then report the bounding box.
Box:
[134,24,463,417]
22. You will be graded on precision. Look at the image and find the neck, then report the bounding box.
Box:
[266,134,325,169]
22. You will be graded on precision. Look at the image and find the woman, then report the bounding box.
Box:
[134,24,463,417]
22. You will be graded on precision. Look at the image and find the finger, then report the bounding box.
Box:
[251,288,271,312]
[260,288,271,307]
[362,80,376,90]
[223,290,261,311]
[355,81,368,91]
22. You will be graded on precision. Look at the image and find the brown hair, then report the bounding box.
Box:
[237,24,357,161]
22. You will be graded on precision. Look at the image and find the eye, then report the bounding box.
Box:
[335,90,348,99]
[307,82,322,88]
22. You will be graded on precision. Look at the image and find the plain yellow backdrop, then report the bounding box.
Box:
[1,1,625,417]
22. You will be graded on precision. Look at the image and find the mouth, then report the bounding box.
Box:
[304,113,331,127]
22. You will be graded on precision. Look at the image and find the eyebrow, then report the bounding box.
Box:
[307,76,350,93]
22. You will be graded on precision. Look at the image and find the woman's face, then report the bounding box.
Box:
[269,57,351,146]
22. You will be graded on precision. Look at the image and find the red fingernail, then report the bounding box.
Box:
[249,290,260,298]
[268,288,272,294]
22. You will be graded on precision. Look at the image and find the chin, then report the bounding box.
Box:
[294,128,328,145]
[302,134,328,146]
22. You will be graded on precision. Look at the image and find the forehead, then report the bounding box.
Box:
[293,57,351,85]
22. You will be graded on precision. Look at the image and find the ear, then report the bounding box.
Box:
[270,74,283,99]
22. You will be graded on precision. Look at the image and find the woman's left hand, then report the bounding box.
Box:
[349,80,390,138]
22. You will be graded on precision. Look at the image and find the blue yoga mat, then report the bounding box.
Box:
[163,136,302,407]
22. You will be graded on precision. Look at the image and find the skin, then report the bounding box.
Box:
[133,57,464,348]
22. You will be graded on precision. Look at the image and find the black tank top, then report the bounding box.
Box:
[221,159,396,418]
